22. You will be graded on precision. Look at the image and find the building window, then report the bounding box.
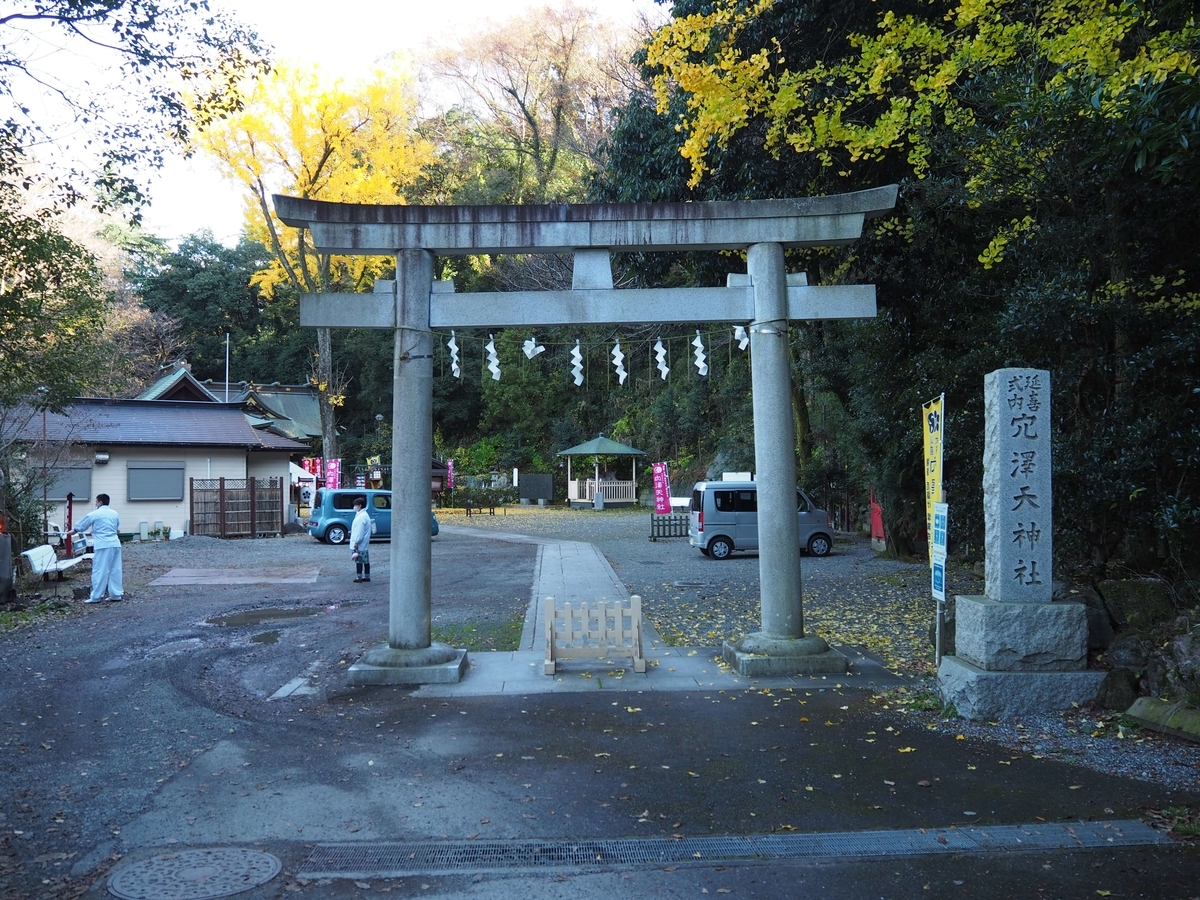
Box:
[127,461,185,501]
[47,467,91,502]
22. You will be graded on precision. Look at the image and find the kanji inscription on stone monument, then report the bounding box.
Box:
[984,368,1053,603]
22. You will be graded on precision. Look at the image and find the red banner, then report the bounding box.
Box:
[446,458,455,491]
[652,462,672,515]
[870,488,886,551]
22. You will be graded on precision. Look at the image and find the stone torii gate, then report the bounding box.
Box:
[275,186,898,684]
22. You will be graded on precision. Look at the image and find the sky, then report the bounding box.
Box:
[140,0,667,244]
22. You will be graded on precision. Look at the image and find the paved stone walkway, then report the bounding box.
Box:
[428,524,901,697]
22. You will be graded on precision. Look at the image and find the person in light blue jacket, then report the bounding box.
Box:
[73,493,123,603]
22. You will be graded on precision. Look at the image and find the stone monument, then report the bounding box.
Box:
[938,368,1104,718]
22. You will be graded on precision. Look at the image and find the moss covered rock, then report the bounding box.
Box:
[1097,579,1174,630]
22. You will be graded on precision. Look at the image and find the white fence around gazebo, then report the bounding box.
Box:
[567,478,637,504]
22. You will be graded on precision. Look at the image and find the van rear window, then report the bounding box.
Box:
[690,490,702,512]
[714,490,757,512]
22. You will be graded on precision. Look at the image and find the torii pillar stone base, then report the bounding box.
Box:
[723,633,848,676]
[347,643,468,686]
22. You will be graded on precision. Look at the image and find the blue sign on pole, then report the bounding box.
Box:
[931,502,948,603]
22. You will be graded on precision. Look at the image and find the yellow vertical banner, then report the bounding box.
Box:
[922,394,945,567]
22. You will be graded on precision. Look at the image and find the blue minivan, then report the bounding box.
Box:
[306,489,438,544]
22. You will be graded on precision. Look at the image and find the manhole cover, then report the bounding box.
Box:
[108,848,281,900]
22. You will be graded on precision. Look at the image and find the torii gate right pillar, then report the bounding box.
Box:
[723,242,847,675]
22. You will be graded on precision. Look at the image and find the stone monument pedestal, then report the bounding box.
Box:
[723,633,848,676]
[346,642,469,686]
[938,595,1103,719]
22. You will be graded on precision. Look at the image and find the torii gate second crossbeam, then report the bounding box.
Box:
[275,187,898,683]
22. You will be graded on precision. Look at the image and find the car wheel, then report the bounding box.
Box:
[326,524,348,545]
[807,533,832,557]
[708,537,733,560]
[699,547,710,557]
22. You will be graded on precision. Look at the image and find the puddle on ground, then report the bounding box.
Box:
[250,630,280,645]
[206,602,365,628]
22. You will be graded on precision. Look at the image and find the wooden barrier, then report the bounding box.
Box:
[649,513,689,540]
[545,596,646,674]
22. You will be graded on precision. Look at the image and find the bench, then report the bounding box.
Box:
[20,544,92,581]
[545,595,646,674]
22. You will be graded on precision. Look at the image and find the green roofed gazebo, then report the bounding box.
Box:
[557,435,645,508]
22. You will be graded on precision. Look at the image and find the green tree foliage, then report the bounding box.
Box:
[622,0,1200,574]
[1,0,269,215]
[0,171,107,410]
[588,0,887,500]
[1,0,268,403]
[1,0,268,527]
[0,153,110,536]
[131,233,311,384]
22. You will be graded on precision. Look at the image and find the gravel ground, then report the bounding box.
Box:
[438,505,951,674]
[39,505,1200,797]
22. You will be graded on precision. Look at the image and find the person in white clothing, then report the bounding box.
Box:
[73,493,123,603]
[349,498,372,583]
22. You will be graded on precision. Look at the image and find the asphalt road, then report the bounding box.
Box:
[1,521,1197,899]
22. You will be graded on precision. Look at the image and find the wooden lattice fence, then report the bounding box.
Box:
[649,513,689,540]
[189,477,284,538]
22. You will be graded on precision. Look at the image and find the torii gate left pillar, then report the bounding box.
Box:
[276,187,897,684]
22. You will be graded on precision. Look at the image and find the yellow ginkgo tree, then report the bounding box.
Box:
[646,0,1200,199]
[197,60,434,459]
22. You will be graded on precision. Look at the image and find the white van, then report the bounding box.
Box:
[688,480,834,559]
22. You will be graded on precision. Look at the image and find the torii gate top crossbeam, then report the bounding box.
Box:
[273,186,898,256]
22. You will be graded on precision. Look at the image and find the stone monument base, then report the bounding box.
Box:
[955,594,1088,671]
[938,655,1104,720]
[347,642,469,686]
[723,633,849,676]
